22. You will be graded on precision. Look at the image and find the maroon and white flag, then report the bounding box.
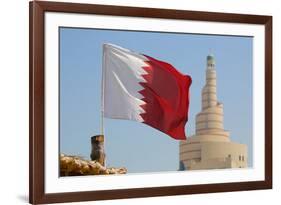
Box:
[102,44,192,140]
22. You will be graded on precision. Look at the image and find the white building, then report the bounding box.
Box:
[179,55,248,170]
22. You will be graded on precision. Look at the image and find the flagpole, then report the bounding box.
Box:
[101,44,106,167]
[101,44,105,136]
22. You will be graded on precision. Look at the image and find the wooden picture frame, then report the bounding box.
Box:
[29,1,272,204]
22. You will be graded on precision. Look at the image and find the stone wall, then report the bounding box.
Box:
[60,154,127,176]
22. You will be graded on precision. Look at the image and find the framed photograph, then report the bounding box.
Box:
[29,1,272,204]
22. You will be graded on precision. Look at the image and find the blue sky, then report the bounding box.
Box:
[59,27,253,173]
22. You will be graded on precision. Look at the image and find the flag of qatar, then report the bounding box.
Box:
[102,44,192,140]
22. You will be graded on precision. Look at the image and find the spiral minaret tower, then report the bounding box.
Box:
[179,55,247,170]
